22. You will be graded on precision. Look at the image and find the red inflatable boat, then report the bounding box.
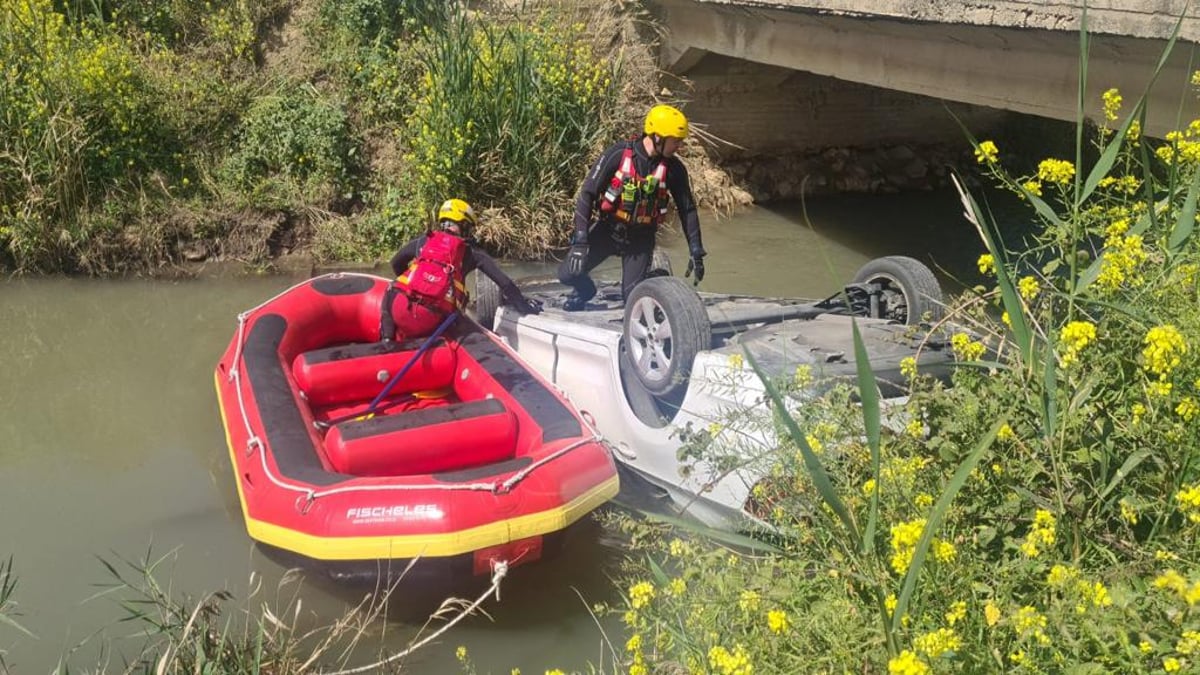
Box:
[214,273,619,583]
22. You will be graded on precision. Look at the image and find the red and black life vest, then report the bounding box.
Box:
[395,231,469,313]
[599,143,670,226]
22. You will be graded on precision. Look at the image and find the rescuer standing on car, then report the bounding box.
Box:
[557,104,707,311]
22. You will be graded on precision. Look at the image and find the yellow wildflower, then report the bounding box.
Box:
[1102,88,1123,121]
[1059,320,1098,367]
[1143,325,1187,378]
[708,644,753,675]
[905,419,924,439]
[862,479,877,496]
[900,356,917,378]
[1120,499,1139,525]
[914,627,961,659]
[997,423,1015,442]
[951,332,986,361]
[1038,158,1076,184]
[1164,657,1182,672]
[738,589,760,613]
[977,253,996,275]
[629,581,655,609]
[1176,484,1200,523]
[767,609,790,635]
[794,364,812,387]
[888,650,930,675]
[1018,275,1040,300]
[974,140,999,164]
[945,601,967,626]
[1178,397,1199,422]
[984,601,1002,626]
[626,634,642,653]
[890,518,927,574]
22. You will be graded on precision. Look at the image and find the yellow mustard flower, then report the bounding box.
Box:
[1017,275,1040,301]
[984,601,1002,627]
[767,609,790,635]
[1059,320,1097,367]
[997,423,1015,442]
[629,581,655,609]
[977,253,996,275]
[1102,88,1123,121]
[945,601,967,626]
[974,140,999,165]
[1038,158,1076,184]
[888,650,930,675]
[708,644,753,675]
[1143,325,1187,378]
[738,589,760,613]
[914,627,961,659]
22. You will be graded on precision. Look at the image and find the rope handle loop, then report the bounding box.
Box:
[246,436,263,457]
[295,491,316,515]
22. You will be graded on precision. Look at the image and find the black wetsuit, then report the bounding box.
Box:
[557,137,705,303]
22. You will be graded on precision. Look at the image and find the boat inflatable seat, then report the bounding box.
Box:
[293,340,456,407]
[325,399,518,476]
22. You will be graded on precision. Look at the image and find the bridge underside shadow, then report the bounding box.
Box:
[653,0,1200,141]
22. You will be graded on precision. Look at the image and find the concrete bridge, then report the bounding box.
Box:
[644,0,1200,195]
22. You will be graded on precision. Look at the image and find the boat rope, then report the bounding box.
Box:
[225,274,608,507]
[494,436,597,494]
[319,559,509,675]
[228,272,381,383]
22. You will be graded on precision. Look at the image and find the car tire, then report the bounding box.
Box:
[473,272,503,329]
[623,276,711,398]
[851,256,944,324]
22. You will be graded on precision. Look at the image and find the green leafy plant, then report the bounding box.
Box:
[402,8,620,258]
[614,11,1200,673]
[223,88,358,203]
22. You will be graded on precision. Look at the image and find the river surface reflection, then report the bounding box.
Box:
[0,187,990,673]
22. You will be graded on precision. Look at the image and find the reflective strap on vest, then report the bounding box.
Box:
[604,146,670,226]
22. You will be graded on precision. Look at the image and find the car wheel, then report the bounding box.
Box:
[473,272,502,329]
[851,256,944,324]
[623,276,711,398]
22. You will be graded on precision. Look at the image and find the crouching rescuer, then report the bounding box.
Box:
[385,198,542,340]
[557,104,707,311]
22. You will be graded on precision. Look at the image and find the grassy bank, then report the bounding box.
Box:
[607,33,1200,675]
[0,0,659,274]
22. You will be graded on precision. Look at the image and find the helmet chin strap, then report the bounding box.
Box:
[649,133,665,157]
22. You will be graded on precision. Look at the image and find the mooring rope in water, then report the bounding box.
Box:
[319,559,510,675]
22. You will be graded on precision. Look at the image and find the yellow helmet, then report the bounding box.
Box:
[437,198,477,232]
[644,104,689,139]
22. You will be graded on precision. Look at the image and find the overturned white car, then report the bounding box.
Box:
[475,256,955,530]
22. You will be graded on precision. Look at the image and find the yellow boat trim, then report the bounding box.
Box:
[215,370,619,561]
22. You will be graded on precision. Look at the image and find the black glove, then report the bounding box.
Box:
[565,243,589,278]
[509,295,543,315]
[685,254,705,285]
[503,285,543,315]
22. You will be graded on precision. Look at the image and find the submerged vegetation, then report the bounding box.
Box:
[0,0,653,274]
[607,28,1200,675]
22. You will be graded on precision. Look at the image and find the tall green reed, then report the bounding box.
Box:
[403,7,619,256]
